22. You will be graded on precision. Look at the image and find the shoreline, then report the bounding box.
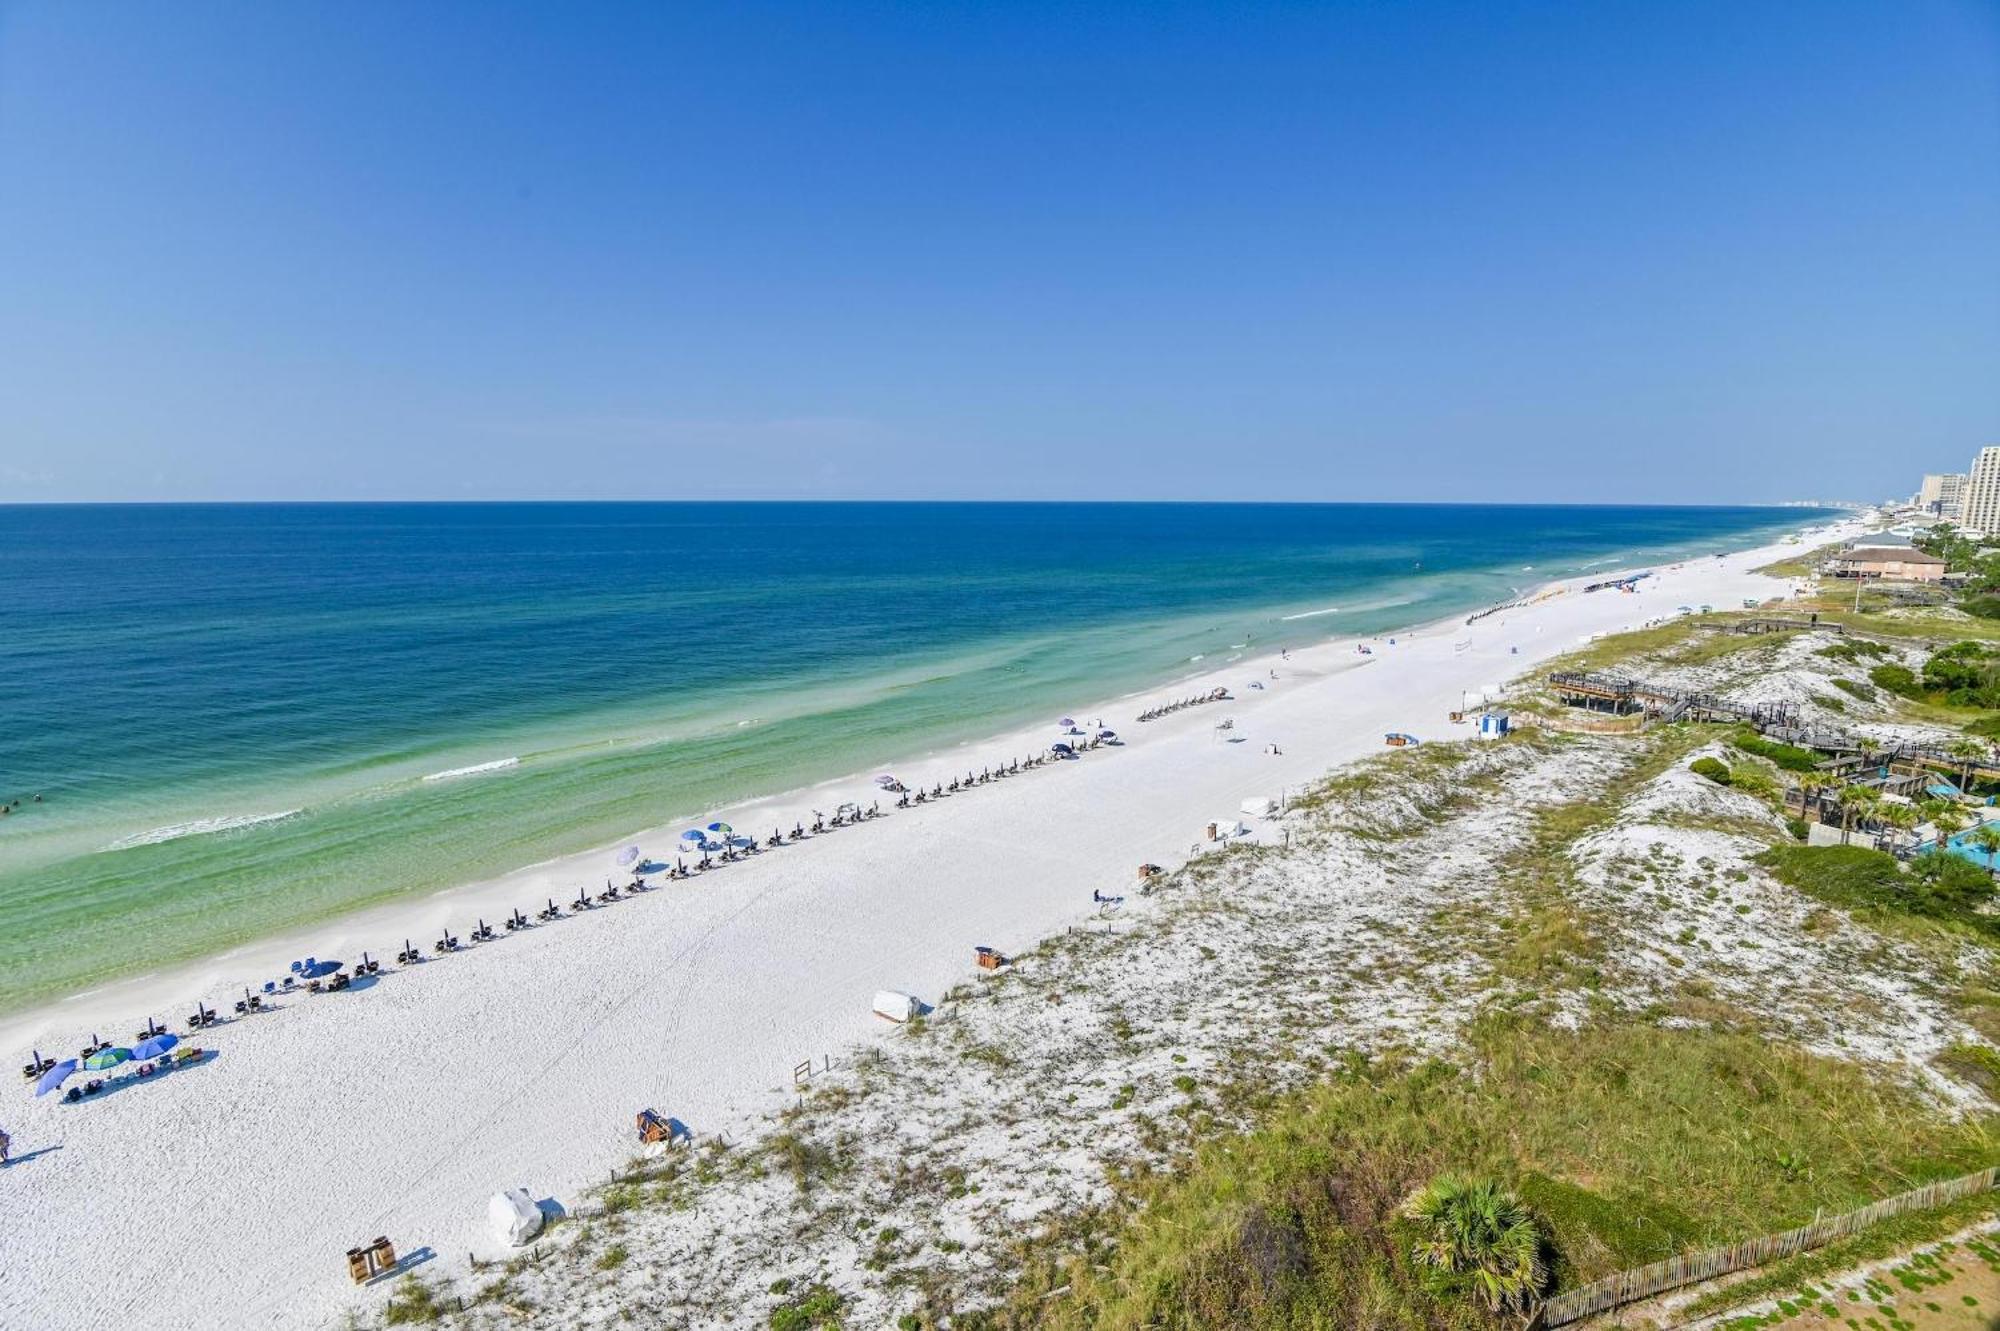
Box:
[0,525,1819,1053]
[0,514,1864,1331]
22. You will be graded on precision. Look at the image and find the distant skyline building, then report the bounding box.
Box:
[1959,448,2000,534]
[1918,471,1967,519]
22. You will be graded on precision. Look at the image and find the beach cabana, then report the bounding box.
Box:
[872,990,919,1023]
[487,1188,545,1246]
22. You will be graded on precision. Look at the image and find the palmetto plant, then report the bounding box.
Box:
[1400,1175,1548,1320]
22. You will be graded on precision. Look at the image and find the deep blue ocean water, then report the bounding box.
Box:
[0,501,1829,1010]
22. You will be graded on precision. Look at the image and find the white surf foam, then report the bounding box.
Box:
[421,757,520,782]
[104,808,304,852]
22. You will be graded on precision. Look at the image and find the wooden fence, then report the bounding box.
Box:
[1538,1166,1999,1327]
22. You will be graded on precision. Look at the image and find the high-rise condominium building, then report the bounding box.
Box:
[1920,472,1967,519]
[1960,449,2000,534]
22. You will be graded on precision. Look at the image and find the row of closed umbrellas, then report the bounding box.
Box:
[34,1032,180,1096]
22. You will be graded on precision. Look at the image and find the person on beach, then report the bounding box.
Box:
[0,1126,11,1166]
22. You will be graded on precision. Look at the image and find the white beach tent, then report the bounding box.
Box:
[872,990,919,1023]
[487,1187,545,1246]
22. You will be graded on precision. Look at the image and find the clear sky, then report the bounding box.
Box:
[1,1,1995,504]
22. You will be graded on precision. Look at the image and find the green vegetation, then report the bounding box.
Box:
[1400,1176,1549,1317]
[1729,730,1821,774]
[1005,1021,1996,1331]
[1870,663,1924,698]
[770,1285,847,1330]
[1754,844,1998,941]
[382,1277,445,1326]
[1691,756,1733,786]
[1818,641,1891,664]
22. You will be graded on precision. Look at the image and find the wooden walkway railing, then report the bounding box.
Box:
[1538,1166,1999,1327]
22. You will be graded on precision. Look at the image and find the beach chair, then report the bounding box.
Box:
[636,1109,673,1144]
[346,1248,373,1284]
[974,946,1005,970]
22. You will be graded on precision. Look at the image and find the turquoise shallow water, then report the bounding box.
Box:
[0,501,1830,1011]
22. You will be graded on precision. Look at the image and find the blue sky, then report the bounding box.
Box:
[1,1,1995,503]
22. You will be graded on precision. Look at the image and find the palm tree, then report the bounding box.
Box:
[1947,739,1987,794]
[1841,787,1881,846]
[1795,771,1836,820]
[1971,823,2000,877]
[1924,801,1969,855]
[1401,1175,1548,1320]
[1878,802,1919,853]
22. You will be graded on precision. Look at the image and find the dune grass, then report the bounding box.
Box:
[998,1018,1993,1331]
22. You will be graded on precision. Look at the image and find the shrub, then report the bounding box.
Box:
[1832,678,1876,701]
[1869,664,1923,699]
[1961,595,2000,622]
[1967,715,2000,740]
[1786,817,1810,842]
[1690,757,1732,786]
[1731,730,1822,773]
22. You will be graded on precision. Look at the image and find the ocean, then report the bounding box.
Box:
[0,501,1830,1011]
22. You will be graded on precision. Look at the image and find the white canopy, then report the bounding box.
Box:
[872,990,919,1023]
[487,1187,544,1247]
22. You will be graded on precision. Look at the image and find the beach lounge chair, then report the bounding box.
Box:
[636,1108,673,1144]
[974,946,1005,970]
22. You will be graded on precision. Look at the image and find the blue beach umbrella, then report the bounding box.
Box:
[35,1059,78,1097]
[133,1033,179,1061]
[680,829,706,846]
[83,1048,131,1072]
[299,959,342,980]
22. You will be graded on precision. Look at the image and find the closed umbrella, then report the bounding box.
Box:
[83,1048,131,1072]
[133,1034,179,1061]
[35,1059,78,1097]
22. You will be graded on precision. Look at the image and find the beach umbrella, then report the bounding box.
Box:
[83,1048,131,1072]
[679,829,706,845]
[705,821,733,838]
[874,774,898,789]
[1058,717,1076,728]
[615,845,641,868]
[299,959,341,980]
[34,1059,78,1097]
[133,1033,179,1061]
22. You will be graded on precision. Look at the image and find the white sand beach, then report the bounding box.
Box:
[0,519,1860,1331]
